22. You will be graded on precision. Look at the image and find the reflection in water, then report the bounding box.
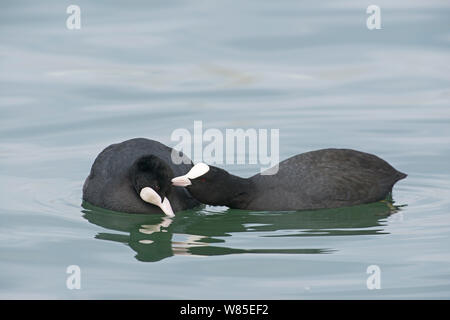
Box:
[82,200,402,262]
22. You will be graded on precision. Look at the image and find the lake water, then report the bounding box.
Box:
[1,0,449,299]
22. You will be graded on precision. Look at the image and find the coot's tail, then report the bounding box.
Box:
[395,171,407,182]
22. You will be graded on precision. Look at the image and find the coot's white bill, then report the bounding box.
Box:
[186,163,210,179]
[171,163,209,187]
[139,187,175,217]
[160,196,174,217]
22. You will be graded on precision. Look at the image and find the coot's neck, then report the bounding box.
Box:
[222,174,255,209]
[188,169,255,209]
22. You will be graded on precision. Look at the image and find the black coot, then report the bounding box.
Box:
[172,148,407,211]
[83,138,199,215]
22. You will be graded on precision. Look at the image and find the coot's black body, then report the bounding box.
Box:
[182,149,407,211]
[82,138,199,214]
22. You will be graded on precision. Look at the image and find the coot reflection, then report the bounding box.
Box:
[82,200,402,263]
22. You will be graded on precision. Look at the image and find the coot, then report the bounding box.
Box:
[83,138,199,215]
[172,148,407,211]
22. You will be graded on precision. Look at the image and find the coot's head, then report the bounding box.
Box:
[129,155,175,217]
[171,163,234,206]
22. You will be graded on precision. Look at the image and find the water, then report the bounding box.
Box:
[1,0,450,299]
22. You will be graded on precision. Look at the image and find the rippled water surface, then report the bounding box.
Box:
[1,0,450,299]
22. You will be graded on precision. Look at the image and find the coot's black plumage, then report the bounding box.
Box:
[172,148,407,211]
[83,138,199,214]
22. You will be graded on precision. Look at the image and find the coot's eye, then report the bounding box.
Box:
[201,178,206,182]
[154,185,160,191]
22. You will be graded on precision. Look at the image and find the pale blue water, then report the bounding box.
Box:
[1,0,450,299]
